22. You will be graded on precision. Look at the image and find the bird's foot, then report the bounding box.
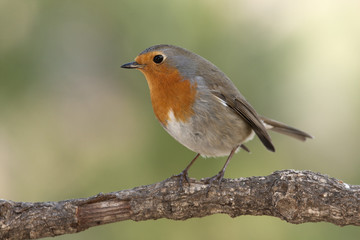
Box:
[173,170,190,190]
[203,170,225,194]
[204,171,225,185]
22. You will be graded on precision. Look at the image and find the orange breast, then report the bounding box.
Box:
[139,66,197,125]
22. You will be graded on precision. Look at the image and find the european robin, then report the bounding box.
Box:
[121,44,312,185]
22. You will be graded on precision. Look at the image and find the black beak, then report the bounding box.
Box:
[121,61,144,69]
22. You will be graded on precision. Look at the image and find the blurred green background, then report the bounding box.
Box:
[1,0,360,239]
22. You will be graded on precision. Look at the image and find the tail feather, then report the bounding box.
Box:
[260,117,313,141]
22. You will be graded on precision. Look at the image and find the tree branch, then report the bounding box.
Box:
[1,169,359,240]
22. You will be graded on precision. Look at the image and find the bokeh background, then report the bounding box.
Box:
[1,0,360,239]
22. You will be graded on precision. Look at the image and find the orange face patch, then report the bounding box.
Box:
[135,52,197,125]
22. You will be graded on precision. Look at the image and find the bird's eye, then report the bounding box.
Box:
[153,55,164,64]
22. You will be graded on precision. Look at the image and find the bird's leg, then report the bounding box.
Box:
[204,146,238,186]
[174,153,200,188]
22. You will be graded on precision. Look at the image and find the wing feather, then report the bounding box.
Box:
[212,92,275,152]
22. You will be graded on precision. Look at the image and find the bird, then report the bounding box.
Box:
[121,44,312,186]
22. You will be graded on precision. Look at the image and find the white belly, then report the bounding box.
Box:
[164,109,254,157]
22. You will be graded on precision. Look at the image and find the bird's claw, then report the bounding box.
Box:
[173,170,190,190]
[204,171,225,185]
[203,171,225,195]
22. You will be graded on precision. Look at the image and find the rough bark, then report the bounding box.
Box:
[1,169,359,240]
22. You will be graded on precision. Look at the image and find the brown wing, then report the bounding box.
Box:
[212,92,275,152]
